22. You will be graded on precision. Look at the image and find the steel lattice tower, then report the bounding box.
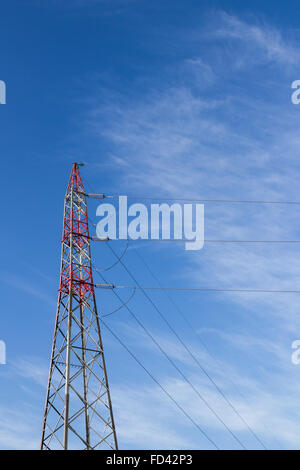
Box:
[40,163,118,450]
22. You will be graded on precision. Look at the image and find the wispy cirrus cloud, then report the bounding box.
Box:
[0,406,41,450]
[0,273,56,306]
[210,11,300,67]
[11,357,48,387]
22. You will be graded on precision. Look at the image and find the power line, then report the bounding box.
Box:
[96,284,300,294]
[101,287,136,318]
[84,192,300,205]
[99,246,251,449]
[100,318,219,449]
[95,266,247,449]
[104,243,267,449]
[90,235,283,446]
[132,246,269,450]
[91,237,300,244]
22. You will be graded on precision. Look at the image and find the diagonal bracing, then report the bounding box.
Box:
[40,163,118,450]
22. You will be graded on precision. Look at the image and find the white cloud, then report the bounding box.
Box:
[0,406,40,450]
[112,383,197,449]
[212,12,299,66]
[0,273,56,307]
[12,357,49,387]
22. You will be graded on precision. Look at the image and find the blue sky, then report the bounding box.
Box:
[1,0,300,449]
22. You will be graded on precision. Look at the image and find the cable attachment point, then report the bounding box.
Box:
[87,193,106,199]
[94,283,115,289]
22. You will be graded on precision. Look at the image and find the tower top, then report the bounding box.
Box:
[67,162,85,193]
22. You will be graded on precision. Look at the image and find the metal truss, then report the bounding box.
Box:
[40,163,118,450]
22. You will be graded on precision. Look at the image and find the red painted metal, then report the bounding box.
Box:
[60,163,95,297]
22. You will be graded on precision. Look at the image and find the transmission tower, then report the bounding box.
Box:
[40,163,118,450]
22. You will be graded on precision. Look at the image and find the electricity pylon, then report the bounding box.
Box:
[40,163,118,450]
